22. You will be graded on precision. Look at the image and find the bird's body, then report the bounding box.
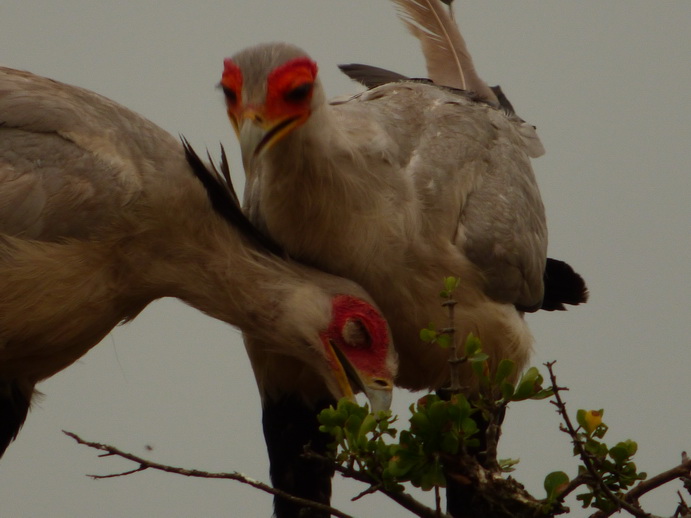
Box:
[222,4,585,515]
[0,66,395,457]
[231,51,545,391]
[224,23,585,516]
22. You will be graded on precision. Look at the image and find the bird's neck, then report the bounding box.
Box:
[256,107,390,277]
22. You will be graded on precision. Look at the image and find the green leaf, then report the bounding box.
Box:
[361,414,377,436]
[436,333,452,349]
[420,326,437,343]
[609,440,637,464]
[499,457,520,472]
[441,431,460,454]
[544,471,570,502]
[419,458,446,491]
[469,352,489,363]
[427,400,448,427]
[500,381,515,400]
[494,359,515,385]
[461,417,478,436]
[444,276,460,294]
[512,367,544,400]
[410,412,432,434]
[440,276,461,297]
[464,333,482,356]
[530,387,554,400]
[576,409,587,430]
[344,414,363,441]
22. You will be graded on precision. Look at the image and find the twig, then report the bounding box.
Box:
[674,490,690,518]
[303,449,452,518]
[336,464,451,518]
[589,455,691,518]
[63,431,354,518]
[557,472,591,500]
[443,297,461,393]
[545,363,652,518]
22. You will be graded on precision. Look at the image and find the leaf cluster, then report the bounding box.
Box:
[318,335,556,498]
[573,410,647,511]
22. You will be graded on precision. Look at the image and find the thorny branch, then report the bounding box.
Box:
[545,363,691,518]
[63,431,354,518]
[589,454,691,518]
[64,358,691,518]
[545,362,650,518]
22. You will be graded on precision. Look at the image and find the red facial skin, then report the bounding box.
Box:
[263,57,317,122]
[221,57,318,138]
[221,59,243,132]
[322,295,392,382]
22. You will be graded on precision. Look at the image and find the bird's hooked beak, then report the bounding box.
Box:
[234,105,310,162]
[322,337,393,413]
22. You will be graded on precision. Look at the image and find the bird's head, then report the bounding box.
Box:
[319,294,395,413]
[220,43,321,162]
[265,283,396,413]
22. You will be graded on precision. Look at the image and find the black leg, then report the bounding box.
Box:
[262,395,336,518]
[0,379,31,458]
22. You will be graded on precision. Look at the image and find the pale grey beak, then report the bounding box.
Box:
[362,381,393,413]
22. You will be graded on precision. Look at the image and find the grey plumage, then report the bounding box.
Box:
[230,43,548,388]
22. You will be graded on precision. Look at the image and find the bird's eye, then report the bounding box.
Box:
[283,82,313,103]
[223,86,238,105]
[341,318,371,349]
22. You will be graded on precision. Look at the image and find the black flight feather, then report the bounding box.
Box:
[339,62,512,112]
[181,137,284,257]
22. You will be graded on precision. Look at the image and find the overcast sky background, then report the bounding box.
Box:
[1,2,690,517]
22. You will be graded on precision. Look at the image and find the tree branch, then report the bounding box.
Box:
[63,431,354,518]
[545,363,652,518]
[589,454,691,518]
[302,449,452,518]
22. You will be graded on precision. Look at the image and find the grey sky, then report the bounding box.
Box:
[1,1,689,517]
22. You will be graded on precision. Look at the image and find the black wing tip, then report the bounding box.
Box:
[0,380,32,459]
[338,63,410,89]
[541,258,589,311]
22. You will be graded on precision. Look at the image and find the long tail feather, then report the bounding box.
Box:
[391,0,498,104]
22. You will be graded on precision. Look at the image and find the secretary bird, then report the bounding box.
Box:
[0,66,396,460]
[220,1,587,516]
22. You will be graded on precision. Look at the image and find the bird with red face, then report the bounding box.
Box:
[220,2,587,516]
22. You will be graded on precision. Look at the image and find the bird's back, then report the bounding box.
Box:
[246,80,545,389]
[0,66,183,241]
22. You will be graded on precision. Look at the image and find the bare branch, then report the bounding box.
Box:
[63,431,354,518]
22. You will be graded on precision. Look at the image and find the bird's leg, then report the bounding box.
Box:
[0,378,33,458]
[262,395,336,518]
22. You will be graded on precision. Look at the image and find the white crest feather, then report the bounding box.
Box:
[391,0,498,104]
